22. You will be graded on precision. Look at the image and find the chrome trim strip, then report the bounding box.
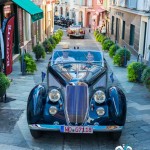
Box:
[29,124,123,132]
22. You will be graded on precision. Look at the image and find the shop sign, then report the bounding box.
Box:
[115,11,124,17]
[4,15,15,75]
[46,0,59,4]
[32,0,43,5]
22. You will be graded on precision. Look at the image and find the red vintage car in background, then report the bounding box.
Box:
[67,25,85,39]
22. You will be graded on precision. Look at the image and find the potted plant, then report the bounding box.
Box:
[48,37,56,49]
[102,39,114,51]
[0,72,10,98]
[113,48,131,67]
[141,67,150,90]
[109,44,120,58]
[43,39,53,53]
[52,34,60,44]
[33,44,46,60]
[127,62,146,82]
[20,53,37,74]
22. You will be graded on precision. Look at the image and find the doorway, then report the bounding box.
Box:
[115,18,120,43]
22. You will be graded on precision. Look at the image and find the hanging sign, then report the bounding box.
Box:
[4,15,15,75]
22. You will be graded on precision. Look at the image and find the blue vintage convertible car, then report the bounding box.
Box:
[27,49,126,140]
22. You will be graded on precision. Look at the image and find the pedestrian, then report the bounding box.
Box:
[89,24,91,33]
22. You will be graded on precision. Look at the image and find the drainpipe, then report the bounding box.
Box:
[14,4,19,54]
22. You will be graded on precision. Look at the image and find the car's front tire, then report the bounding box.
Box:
[30,129,42,139]
[110,131,122,141]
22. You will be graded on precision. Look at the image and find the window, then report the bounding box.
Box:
[128,0,137,9]
[111,16,114,34]
[122,21,125,39]
[129,24,135,46]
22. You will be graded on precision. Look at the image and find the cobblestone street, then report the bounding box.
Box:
[0,27,150,150]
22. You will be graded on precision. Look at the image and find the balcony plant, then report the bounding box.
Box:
[113,48,131,67]
[141,67,150,90]
[33,44,46,60]
[0,72,10,97]
[127,62,146,82]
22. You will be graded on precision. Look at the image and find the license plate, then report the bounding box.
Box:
[60,126,93,133]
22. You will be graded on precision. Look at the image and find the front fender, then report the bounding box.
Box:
[27,84,46,124]
[108,86,127,125]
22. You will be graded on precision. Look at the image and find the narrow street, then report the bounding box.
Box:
[0,27,150,150]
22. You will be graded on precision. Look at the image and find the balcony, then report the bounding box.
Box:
[137,0,150,12]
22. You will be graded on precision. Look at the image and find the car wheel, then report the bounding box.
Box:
[110,131,122,141]
[70,35,72,39]
[82,36,84,39]
[30,129,42,139]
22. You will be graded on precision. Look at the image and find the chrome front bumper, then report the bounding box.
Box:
[69,34,84,37]
[29,124,123,132]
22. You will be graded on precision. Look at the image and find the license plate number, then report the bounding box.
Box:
[61,126,93,133]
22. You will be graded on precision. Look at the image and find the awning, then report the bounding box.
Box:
[87,9,96,12]
[96,8,105,13]
[12,0,43,22]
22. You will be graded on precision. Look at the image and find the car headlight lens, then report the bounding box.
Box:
[96,107,105,116]
[48,89,60,102]
[93,90,106,104]
[49,106,58,115]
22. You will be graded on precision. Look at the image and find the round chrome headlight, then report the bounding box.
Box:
[48,89,60,102]
[49,106,57,115]
[93,90,106,104]
[96,107,105,116]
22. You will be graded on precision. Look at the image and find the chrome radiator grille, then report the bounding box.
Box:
[65,84,88,124]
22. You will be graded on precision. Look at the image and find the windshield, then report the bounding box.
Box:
[51,50,103,65]
[51,62,103,82]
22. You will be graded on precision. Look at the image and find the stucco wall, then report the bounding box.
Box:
[110,8,141,55]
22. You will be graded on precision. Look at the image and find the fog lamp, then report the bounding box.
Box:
[96,107,105,116]
[49,106,57,115]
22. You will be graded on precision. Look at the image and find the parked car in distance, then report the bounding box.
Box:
[54,16,59,25]
[67,25,85,39]
[27,49,127,141]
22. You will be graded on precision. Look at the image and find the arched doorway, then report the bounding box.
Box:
[54,6,59,16]
[79,11,83,27]
[60,7,63,17]
[87,12,92,27]
[66,7,69,18]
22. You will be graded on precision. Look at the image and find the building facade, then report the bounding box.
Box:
[32,0,54,45]
[109,0,150,63]
[86,0,106,29]
[0,0,44,74]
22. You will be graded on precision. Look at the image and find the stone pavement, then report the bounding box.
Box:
[0,27,150,149]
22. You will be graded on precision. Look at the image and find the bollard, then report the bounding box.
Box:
[21,49,26,75]
[124,45,127,67]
